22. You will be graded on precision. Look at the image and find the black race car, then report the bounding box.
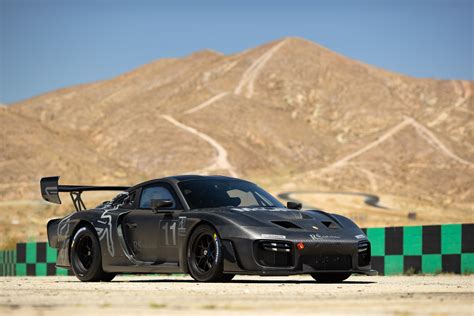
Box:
[42,175,376,282]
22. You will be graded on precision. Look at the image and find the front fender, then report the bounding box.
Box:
[177,212,256,273]
[331,213,366,236]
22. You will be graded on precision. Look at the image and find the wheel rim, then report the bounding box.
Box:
[74,235,94,274]
[193,234,216,273]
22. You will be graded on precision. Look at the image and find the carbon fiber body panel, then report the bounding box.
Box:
[45,175,376,276]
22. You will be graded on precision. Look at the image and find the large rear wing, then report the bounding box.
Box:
[40,176,129,211]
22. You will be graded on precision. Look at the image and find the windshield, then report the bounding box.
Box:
[178,179,285,210]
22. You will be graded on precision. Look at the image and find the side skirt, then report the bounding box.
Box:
[106,262,181,274]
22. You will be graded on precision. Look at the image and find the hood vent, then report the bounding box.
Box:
[272,221,302,229]
[321,221,339,229]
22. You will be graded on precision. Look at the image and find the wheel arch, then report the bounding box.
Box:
[180,219,220,274]
[69,220,102,268]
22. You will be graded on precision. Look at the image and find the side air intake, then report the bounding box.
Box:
[358,240,371,266]
[254,241,293,267]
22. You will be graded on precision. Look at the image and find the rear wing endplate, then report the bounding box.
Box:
[40,176,129,211]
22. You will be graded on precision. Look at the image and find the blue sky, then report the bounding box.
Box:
[0,0,472,104]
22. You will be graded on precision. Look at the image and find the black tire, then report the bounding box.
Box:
[311,273,351,283]
[70,225,116,282]
[187,224,234,282]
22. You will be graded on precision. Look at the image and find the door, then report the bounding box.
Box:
[122,183,183,263]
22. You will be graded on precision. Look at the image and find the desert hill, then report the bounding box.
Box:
[1,37,473,245]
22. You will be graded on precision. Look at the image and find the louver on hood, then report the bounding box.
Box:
[272,221,302,229]
[321,221,339,229]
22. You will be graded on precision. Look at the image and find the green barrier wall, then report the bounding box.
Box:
[362,223,474,275]
[0,249,16,276]
[1,223,473,276]
[15,242,72,276]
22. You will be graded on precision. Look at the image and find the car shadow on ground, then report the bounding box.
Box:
[111,279,376,284]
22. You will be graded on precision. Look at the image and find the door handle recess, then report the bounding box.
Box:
[125,223,137,228]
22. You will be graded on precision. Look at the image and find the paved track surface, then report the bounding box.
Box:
[1,275,473,315]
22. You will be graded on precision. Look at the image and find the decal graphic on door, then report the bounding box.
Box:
[178,216,186,235]
[160,220,178,246]
[95,210,115,257]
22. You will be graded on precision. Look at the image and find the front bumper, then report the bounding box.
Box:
[223,238,378,276]
[230,268,378,276]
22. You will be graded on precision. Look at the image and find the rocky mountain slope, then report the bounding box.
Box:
[1,37,472,245]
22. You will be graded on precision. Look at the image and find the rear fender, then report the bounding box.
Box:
[47,218,61,248]
[55,216,84,267]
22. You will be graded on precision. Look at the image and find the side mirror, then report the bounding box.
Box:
[151,199,173,213]
[287,201,302,210]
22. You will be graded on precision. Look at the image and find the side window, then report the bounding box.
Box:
[139,185,179,209]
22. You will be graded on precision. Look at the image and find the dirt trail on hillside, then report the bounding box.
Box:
[184,92,229,114]
[234,39,287,98]
[161,115,237,177]
[306,116,472,179]
[1,275,472,315]
[429,80,472,127]
[277,191,388,209]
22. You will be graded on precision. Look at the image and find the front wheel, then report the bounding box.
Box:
[187,224,234,282]
[70,225,116,282]
[311,273,351,283]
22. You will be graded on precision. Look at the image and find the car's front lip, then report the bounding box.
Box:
[255,268,378,276]
[359,269,378,276]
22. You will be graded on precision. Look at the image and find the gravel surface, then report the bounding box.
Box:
[1,275,473,315]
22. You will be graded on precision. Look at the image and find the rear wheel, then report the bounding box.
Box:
[70,226,116,282]
[311,273,351,283]
[187,224,234,282]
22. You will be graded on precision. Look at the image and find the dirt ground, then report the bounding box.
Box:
[1,275,473,315]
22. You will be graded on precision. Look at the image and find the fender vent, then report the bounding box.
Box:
[272,221,302,229]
